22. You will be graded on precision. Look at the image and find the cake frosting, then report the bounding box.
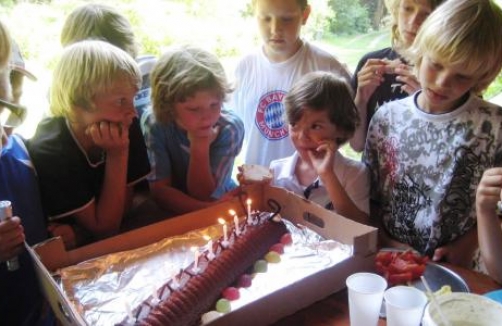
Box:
[120,212,288,325]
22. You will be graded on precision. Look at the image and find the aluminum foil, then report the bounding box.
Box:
[56,217,352,326]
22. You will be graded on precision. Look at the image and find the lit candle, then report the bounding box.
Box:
[230,209,240,235]
[204,235,215,260]
[246,199,252,224]
[218,217,229,247]
[191,246,200,273]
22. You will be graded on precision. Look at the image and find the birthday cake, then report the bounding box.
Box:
[57,208,352,326]
[120,212,287,325]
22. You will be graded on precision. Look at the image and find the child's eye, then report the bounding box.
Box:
[210,102,222,111]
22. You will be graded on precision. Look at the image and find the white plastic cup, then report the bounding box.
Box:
[346,272,387,326]
[384,285,428,326]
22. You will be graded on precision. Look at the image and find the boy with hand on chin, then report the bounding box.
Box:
[240,71,369,225]
[232,0,351,167]
[141,45,244,215]
[365,0,502,268]
[28,40,151,249]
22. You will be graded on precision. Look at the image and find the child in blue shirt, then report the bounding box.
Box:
[141,45,244,215]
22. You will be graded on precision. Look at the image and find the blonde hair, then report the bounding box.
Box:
[61,3,138,58]
[407,0,502,93]
[50,40,141,118]
[385,0,444,50]
[150,45,232,124]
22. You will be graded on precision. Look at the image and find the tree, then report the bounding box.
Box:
[358,0,387,30]
[328,0,371,35]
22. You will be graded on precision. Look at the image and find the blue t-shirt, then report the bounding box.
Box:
[0,134,51,325]
[141,108,244,199]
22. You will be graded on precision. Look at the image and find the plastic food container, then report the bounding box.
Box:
[422,292,502,326]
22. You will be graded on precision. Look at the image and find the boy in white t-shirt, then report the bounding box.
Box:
[240,71,369,225]
[232,0,351,167]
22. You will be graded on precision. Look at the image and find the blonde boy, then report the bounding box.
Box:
[232,0,351,167]
[28,40,151,248]
[142,45,244,215]
[364,0,502,268]
[350,0,444,152]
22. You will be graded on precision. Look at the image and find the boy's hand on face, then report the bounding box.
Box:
[308,141,338,177]
[188,125,221,149]
[0,216,25,262]
[86,120,130,154]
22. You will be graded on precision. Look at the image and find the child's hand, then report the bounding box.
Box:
[86,120,130,154]
[476,167,502,215]
[0,216,24,262]
[48,223,77,250]
[188,125,221,149]
[394,64,420,95]
[308,141,338,177]
[236,164,273,185]
[356,58,387,102]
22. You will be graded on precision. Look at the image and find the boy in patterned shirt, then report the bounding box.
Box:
[364,0,502,268]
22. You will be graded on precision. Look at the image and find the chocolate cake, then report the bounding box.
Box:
[117,212,288,326]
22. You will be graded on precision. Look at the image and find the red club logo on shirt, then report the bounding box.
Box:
[255,90,289,140]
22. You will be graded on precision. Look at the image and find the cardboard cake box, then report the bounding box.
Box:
[28,184,378,326]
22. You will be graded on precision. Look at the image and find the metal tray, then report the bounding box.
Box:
[414,262,469,293]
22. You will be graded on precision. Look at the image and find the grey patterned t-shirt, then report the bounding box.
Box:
[365,91,502,255]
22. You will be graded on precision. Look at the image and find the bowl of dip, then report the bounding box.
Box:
[422,292,502,326]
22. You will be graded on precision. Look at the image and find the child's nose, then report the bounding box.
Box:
[125,104,137,119]
[436,72,452,88]
[270,17,282,33]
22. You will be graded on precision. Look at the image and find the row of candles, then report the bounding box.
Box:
[124,199,254,323]
[191,199,253,273]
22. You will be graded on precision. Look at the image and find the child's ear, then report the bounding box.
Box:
[302,5,311,25]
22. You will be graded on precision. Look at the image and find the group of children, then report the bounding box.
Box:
[2,0,502,324]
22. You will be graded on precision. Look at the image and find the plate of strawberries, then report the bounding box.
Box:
[375,249,469,292]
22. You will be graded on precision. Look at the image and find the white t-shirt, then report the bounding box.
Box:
[269,151,369,214]
[232,41,351,166]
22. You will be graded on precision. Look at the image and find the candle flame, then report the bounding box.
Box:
[246,198,252,205]
[228,209,236,216]
[218,217,226,225]
[203,235,210,241]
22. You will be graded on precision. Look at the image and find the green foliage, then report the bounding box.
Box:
[0,0,15,7]
[485,73,502,101]
[328,0,371,35]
